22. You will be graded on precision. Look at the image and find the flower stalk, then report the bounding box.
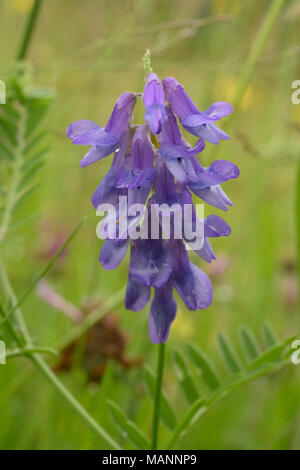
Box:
[151,342,166,450]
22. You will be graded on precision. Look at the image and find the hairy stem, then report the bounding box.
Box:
[151,342,166,450]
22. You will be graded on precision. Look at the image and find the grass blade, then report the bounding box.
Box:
[2,218,85,324]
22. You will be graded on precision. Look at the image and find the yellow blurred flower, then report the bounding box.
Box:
[216,76,255,110]
[291,103,300,123]
[172,309,194,340]
[8,0,33,14]
[212,0,240,15]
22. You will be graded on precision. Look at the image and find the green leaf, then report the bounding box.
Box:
[173,349,200,404]
[107,400,150,450]
[248,336,296,370]
[239,325,261,362]
[166,398,207,450]
[263,321,279,349]
[25,98,52,138]
[18,160,45,190]
[1,102,20,123]
[24,130,47,156]
[143,365,177,430]
[13,184,39,212]
[217,332,243,374]
[0,116,17,146]
[187,342,221,391]
[21,147,49,172]
[0,141,14,161]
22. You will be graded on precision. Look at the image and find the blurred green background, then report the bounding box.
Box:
[0,0,300,450]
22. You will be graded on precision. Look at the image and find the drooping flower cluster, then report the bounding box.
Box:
[67,73,239,343]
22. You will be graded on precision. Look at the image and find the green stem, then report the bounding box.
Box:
[6,346,58,359]
[151,342,166,450]
[0,258,119,449]
[231,0,285,110]
[166,398,206,450]
[56,286,125,350]
[17,0,43,60]
[30,354,120,449]
[0,105,26,244]
[296,161,300,309]
[142,49,153,78]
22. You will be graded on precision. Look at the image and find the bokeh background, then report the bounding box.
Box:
[0,0,300,450]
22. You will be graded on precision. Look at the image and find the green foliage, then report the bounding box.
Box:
[143,365,177,430]
[106,323,296,450]
[0,68,53,242]
[107,400,150,450]
[166,323,295,448]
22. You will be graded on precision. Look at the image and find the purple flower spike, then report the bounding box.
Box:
[163,77,232,144]
[149,281,177,344]
[143,73,166,134]
[67,92,136,167]
[68,71,239,343]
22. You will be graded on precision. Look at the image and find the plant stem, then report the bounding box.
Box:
[56,286,125,350]
[17,0,43,61]
[151,342,166,450]
[166,398,206,450]
[231,0,285,110]
[0,257,120,449]
[143,49,153,78]
[0,105,26,244]
[30,354,120,449]
[296,161,300,309]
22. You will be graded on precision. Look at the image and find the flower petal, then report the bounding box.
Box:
[66,120,99,140]
[191,185,233,211]
[204,214,231,238]
[194,238,216,263]
[145,106,165,134]
[80,144,119,167]
[129,239,173,288]
[148,281,177,343]
[189,159,239,190]
[171,240,213,310]
[105,92,137,139]
[202,102,233,120]
[99,238,129,270]
[125,275,151,311]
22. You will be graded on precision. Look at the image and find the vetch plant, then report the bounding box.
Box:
[67,52,239,346]
[0,0,295,452]
[67,49,241,448]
